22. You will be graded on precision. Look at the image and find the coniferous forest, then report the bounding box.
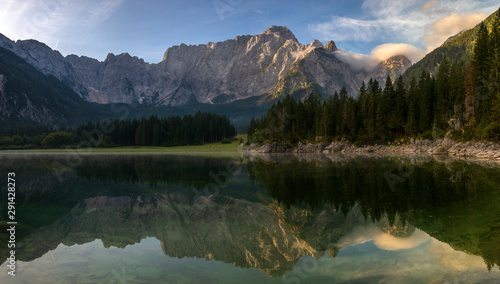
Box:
[86,112,237,147]
[248,18,500,145]
[0,112,236,149]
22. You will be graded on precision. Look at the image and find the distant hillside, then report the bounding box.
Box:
[404,8,499,81]
[0,47,113,133]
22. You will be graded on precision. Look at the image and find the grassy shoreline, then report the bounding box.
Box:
[0,135,246,156]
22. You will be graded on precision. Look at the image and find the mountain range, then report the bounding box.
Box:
[0,26,409,108]
[1,8,497,129]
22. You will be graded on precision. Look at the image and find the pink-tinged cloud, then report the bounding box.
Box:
[334,225,431,251]
[371,43,426,63]
[424,12,488,52]
[334,43,425,72]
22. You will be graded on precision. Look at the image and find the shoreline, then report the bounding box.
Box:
[244,137,500,161]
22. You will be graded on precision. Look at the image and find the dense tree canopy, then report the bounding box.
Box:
[77,112,236,147]
[0,112,236,149]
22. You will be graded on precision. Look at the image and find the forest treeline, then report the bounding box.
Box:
[0,112,236,149]
[248,17,500,145]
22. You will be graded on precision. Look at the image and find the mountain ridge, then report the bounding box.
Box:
[0,26,410,107]
[0,46,97,128]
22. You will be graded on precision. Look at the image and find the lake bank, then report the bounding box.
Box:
[244,137,500,161]
[0,135,247,156]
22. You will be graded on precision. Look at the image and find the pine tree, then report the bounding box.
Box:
[377,76,394,141]
[338,87,352,137]
[472,22,491,124]
[417,71,434,132]
[331,91,340,138]
[449,60,465,119]
[394,75,407,136]
[248,117,257,143]
[135,118,147,146]
[464,60,476,127]
[435,57,450,129]
[406,77,418,135]
[367,79,380,142]
[490,10,500,121]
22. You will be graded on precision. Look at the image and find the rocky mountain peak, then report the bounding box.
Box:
[383,55,412,67]
[104,52,144,63]
[104,53,116,62]
[324,40,337,51]
[370,54,412,84]
[261,25,297,42]
[0,33,14,49]
[310,39,324,49]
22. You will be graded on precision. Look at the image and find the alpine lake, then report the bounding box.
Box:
[1,151,500,283]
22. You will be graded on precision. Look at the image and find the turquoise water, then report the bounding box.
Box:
[1,153,499,283]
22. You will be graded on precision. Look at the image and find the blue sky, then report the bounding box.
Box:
[0,0,498,64]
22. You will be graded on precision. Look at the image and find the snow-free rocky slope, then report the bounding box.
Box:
[0,26,410,106]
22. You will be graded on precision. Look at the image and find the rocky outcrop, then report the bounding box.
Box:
[272,46,365,96]
[370,55,412,83]
[245,138,500,161]
[324,40,337,52]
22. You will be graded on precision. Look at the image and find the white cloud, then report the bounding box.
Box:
[373,229,429,250]
[310,16,383,43]
[85,0,123,24]
[0,0,123,50]
[308,0,428,51]
[334,49,379,72]
[362,0,420,18]
[428,239,487,271]
[423,12,489,52]
[420,0,439,12]
[309,0,499,64]
[334,43,425,72]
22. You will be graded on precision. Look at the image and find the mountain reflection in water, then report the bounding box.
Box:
[0,153,499,283]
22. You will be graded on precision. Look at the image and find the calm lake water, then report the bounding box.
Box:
[1,152,500,283]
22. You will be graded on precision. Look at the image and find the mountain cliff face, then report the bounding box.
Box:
[0,46,93,128]
[0,26,410,107]
[0,33,90,100]
[371,55,412,83]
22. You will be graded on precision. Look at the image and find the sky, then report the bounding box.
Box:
[0,0,498,64]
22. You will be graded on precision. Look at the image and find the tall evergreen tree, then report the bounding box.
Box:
[464,60,476,127]
[377,76,394,141]
[472,22,491,124]
[449,60,466,118]
[435,57,451,129]
[394,75,407,136]
[490,10,500,121]
[406,77,418,135]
